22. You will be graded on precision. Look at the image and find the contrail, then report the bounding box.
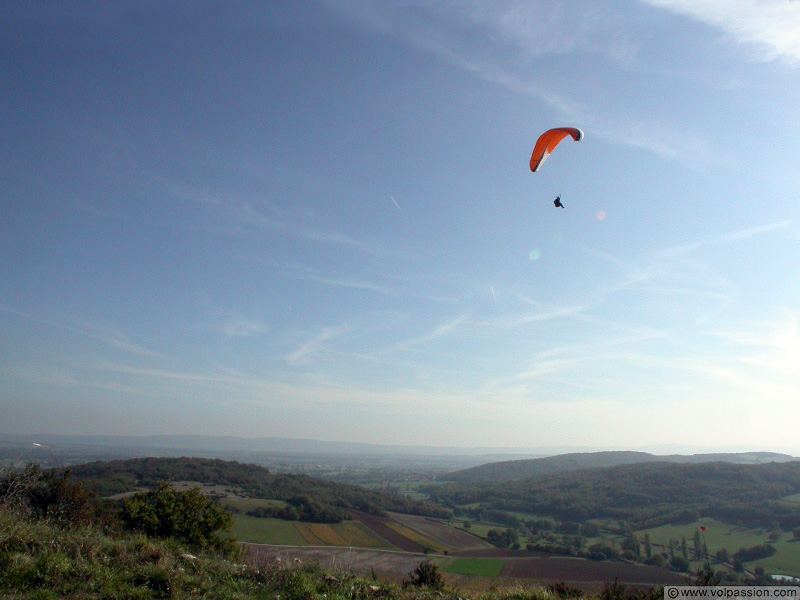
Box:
[490,286,497,307]
[390,196,403,212]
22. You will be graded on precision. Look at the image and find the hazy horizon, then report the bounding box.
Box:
[3,432,799,459]
[2,2,799,451]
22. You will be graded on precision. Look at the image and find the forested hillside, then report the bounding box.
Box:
[447,451,656,483]
[447,451,797,484]
[429,461,800,529]
[70,457,451,521]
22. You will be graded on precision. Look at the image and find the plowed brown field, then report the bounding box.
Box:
[246,544,428,584]
[499,556,689,586]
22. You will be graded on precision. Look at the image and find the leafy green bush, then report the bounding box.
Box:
[120,481,238,557]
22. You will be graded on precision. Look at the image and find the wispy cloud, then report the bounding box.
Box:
[95,362,251,387]
[86,358,476,417]
[478,69,712,167]
[263,258,476,305]
[0,361,158,397]
[75,319,164,357]
[656,220,793,257]
[393,312,472,351]
[217,318,267,338]
[340,1,641,67]
[643,0,800,64]
[709,308,800,376]
[493,300,588,330]
[0,303,34,320]
[687,358,798,408]
[329,1,711,167]
[504,329,668,384]
[286,325,350,365]
[288,273,393,295]
[170,180,411,260]
[0,303,161,358]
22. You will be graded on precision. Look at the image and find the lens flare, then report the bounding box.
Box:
[529,249,541,261]
[596,210,607,221]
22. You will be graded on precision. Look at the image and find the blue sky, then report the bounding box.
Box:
[2,1,799,452]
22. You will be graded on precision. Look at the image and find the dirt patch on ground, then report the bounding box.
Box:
[500,556,690,587]
[246,545,427,585]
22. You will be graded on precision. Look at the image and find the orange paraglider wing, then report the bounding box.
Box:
[529,127,583,172]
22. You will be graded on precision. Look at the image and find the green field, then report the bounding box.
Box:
[751,538,800,577]
[444,558,505,577]
[638,518,766,554]
[636,519,800,578]
[229,515,309,545]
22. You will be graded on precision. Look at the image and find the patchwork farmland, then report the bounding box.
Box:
[243,510,691,592]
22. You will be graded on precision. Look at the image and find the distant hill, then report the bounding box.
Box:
[428,460,800,530]
[671,452,797,464]
[446,451,798,484]
[446,451,656,483]
[69,456,451,521]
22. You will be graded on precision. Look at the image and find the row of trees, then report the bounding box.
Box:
[242,495,349,523]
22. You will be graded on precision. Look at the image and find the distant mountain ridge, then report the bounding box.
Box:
[446,450,799,483]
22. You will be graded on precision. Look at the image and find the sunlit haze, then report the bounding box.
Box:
[2,1,799,452]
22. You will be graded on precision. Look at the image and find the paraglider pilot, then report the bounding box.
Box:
[554,196,564,208]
